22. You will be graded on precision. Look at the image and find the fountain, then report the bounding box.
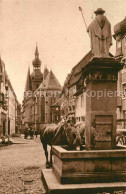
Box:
[42,8,126,194]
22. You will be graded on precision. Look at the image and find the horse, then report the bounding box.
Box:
[40,122,67,168]
[40,121,85,168]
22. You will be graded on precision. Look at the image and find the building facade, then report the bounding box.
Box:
[0,58,21,136]
[114,17,126,129]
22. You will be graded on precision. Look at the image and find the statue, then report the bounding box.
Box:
[87,8,112,58]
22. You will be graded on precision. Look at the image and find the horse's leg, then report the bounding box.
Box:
[50,146,53,167]
[42,141,49,168]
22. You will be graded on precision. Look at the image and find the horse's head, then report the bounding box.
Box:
[64,125,82,150]
[52,121,84,150]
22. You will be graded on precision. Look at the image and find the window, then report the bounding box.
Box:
[55,115,59,121]
[36,84,39,88]
[81,116,85,121]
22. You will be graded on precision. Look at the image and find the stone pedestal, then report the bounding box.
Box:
[52,145,126,184]
[83,57,123,150]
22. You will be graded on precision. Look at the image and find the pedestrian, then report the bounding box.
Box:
[29,127,34,139]
[24,127,28,139]
[35,129,38,138]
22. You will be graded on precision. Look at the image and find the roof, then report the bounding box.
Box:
[37,70,62,91]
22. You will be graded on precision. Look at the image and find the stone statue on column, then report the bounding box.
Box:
[87,8,112,58]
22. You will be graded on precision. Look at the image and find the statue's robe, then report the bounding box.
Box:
[87,15,112,57]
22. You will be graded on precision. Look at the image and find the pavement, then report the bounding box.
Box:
[0,136,126,194]
[0,135,46,194]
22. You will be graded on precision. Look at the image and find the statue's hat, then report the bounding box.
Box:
[94,8,105,14]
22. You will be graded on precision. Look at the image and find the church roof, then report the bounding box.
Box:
[24,68,32,92]
[37,70,62,91]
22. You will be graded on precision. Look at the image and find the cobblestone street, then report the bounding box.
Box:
[0,136,46,194]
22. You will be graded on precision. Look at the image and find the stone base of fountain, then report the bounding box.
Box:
[41,169,126,194]
[41,145,126,194]
[52,145,126,184]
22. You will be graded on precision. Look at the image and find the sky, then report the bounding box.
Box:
[0,0,126,103]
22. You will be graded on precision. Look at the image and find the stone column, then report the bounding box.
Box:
[83,58,123,150]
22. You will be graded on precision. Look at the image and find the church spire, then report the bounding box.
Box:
[24,67,32,92]
[32,43,41,68]
[35,43,39,58]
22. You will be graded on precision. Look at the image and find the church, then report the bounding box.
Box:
[22,45,62,131]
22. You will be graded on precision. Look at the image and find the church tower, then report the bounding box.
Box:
[31,45,43,91]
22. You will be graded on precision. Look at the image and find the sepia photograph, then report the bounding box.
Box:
[0,0,126,193]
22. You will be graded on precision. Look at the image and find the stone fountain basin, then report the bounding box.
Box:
[52,145,126,184]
